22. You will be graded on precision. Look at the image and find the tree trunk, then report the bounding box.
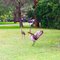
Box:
[34,20,39,28]
[19,19,23,27]
[33,0,39,28]
[18,2,23,27]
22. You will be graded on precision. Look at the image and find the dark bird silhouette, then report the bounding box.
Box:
[20,28,26,36]
[21,30,26,35]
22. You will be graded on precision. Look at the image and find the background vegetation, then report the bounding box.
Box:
[27,0,60,29]
[0,0,60,29]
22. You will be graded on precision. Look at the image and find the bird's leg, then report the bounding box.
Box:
[32,41,35,46]
[23,34,25,38]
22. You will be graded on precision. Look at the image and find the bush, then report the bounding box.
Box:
[27,9,34,18]
[35,0,60,29]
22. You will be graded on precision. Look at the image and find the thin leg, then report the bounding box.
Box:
[32,41,36,46]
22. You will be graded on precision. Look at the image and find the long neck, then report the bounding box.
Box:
[28,32,34,35]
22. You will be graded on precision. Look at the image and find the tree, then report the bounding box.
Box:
[0,0,33,26]
[35,0,60,29]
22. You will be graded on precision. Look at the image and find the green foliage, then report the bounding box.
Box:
[0,11,13,21]
[0,0,14,21]
[35,0,60,29]
[27,9,34,18]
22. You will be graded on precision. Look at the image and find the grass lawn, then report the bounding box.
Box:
[0,22,15,25]
[0,23,60,60]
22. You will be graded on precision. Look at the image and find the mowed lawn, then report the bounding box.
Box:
[0,23,60,60]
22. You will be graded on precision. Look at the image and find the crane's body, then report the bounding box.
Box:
[28,30,43,46]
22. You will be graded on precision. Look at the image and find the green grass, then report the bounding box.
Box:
[0,23,60,60]
[0,22,15,25]
[0,22,30,29]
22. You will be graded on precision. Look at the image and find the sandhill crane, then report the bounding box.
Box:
[28,30,43,46]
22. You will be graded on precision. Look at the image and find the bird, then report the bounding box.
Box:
[28,30,43,46]
[20,28,25,35]
[21,30,26,36]
[20,27,26,36]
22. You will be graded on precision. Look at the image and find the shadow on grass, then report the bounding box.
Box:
[0,26,59,30]
[0,26,34,29]
[0,26,19,29]
[0,22,15,25]
[0,25,59,30]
